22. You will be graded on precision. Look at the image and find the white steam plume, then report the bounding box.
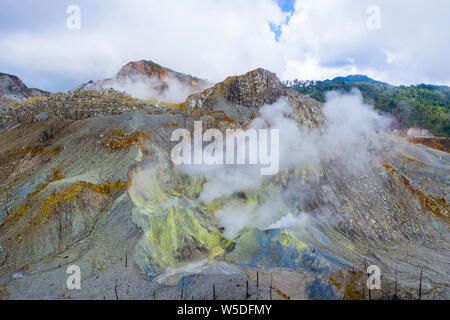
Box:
[101,74,208,103]
[179,90,391,238]
[132,90,392,239]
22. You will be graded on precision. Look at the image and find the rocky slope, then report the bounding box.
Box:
[0,66,448,300]
[0,73,49,110]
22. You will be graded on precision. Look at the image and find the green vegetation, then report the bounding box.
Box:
[290,79,450,137]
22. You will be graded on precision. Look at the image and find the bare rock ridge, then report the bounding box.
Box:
[0,86,184,131]
[0,73,49,107]
[1,66,322,130]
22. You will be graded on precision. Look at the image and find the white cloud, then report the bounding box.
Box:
[278,0,450,85]
[0,0,448,91]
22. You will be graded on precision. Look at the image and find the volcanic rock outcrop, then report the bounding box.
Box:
[182,68,324,130]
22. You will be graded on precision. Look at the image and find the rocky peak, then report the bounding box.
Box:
[211,68,286,107]
[0,72,27,93]
[0,72,49,103]
[79,60,209,103]
[116,60,168,81]
[115,59,208,88]
[182,68,321,123]
[183,68,287,117]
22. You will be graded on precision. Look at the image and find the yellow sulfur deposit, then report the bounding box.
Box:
[129,166,224,276]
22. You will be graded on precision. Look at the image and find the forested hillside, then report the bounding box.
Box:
[289,77,450,137]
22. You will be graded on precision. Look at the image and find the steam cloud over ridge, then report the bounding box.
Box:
[99,74,209,103]
[133,90,392,239]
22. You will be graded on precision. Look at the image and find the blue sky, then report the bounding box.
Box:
[0,0,449,92]
[276,0,295,13]
[270,0,295,41]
